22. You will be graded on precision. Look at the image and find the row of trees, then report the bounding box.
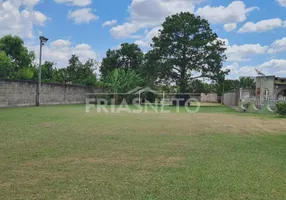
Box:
[0,35,35,80]
[0,12,256,94]
[100,13,255,94]
[0,35,97,85]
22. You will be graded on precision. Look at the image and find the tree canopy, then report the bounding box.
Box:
[0,51,12,78]
[66,55,97,86]
[0,35,98,86]
[147,12,228,93]
[100,43,144,79]
[104,68,143,93]
[1,14,256,94]
[0,35,36,79]
[0,35,35,69]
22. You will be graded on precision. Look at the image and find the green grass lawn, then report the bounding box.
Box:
[0,105,285,199]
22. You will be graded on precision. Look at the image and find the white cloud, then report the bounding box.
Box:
[110,0,202,38]
[72,44,98,59]
[22,0,41,7]
[111,1,257,38]
[268,37,286,54]
[0,1,48,38]
[50,39,71,48]
[28,39,98,68]
[224,59,286,78]
[223,63,257,79]
[226,44,268,62]
[134,40,149,48]
[26,10,48,26]
[54,0,92,6]
[276,70,286,76]
[145,27,161,40]
[134,26,161,49]
[196,1,258,24]
[223,23,237,32]
[238,18,285,33]
[68,8,98,24]
[259,59,286,69]
[102,20,117,27]
[110,23,140,38]
[129,0,196,27]
[277,0,286,7]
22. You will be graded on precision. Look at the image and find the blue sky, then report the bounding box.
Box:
[1,0,286,78]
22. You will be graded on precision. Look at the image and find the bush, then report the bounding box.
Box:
[276,102,286,116]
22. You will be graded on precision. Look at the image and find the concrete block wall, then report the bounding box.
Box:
[223,92,239,107]
[201,93,218,103]
[0,80,102,107]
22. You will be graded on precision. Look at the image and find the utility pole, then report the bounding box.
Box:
[36,36,49,106]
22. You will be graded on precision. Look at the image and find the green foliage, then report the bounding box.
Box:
[17,67,36,80]
[214,79,235,96]
[41,61,55,81]
[100,49,120,78]
[188,80,213,94]
[239,77,256,89]
[0,35,98,86]
[214,78,255,96]
[104,69,143,93]
[0,51,13,78]
[0,35,34,70]
[139,51,161,87]
[66,55,97,85]
[147,12,227,92]
[190,77,256,96]
[100,43,144,79]
[276,102,286,116]
[53,68,68,84]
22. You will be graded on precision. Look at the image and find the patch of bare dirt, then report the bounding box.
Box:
[39,122,56,128]
[127,113,286,135]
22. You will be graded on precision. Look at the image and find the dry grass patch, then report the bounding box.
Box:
[0,105,285,200]
[109,112,286,135]
[39,122,57,128]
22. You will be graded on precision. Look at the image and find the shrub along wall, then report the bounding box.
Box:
[276,102,286,116]
[0,79,103,107]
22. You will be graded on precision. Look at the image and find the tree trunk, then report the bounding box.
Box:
[179,67,187,93]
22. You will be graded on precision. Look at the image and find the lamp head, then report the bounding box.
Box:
[39,36,49,43]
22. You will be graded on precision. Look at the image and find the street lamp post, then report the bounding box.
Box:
[36,36,49,106]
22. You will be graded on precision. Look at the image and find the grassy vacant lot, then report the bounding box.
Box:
[0,105,285,200]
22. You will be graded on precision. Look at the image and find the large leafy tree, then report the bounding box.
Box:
[100,43,144,79]
[0,35,35,70]
[148,12,228,93]
[66,55,97,86]
[0,51,13,78]
[41,61,56,82]
[239,77,256,89]
[188,80,213,94]
[139,51,161,88]
[214,77,256,96]
[214,79,237,96]
[53,68,68,84]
